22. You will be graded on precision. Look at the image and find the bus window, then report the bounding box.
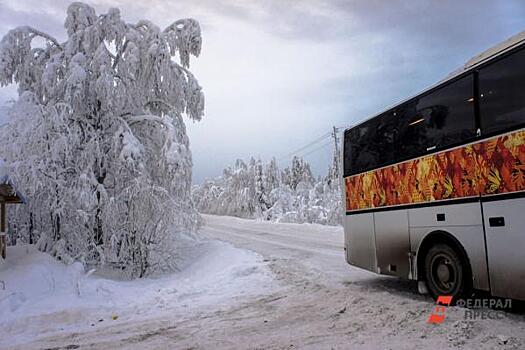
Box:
[343,129,353,177]
[347,119,379,176]
[376,111,398,168]
[395,100,422,161]
[397,75,475,160]
[479,47,525,135]
[344,112,397,177]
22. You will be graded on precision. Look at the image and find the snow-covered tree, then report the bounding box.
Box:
[265,157,280,192]
[254,159,270,219]
[192,153,343,226]
[0,2,204,277]
[286,156,314,190]
[326,135,341,190]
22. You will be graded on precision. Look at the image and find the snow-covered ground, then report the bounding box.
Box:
[2,215,525,349]
[0,238,275,349]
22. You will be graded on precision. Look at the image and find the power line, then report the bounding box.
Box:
[278,125,350,163]
[278,131,331,161]
[298,140,332,158]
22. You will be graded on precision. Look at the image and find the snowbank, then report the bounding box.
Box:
[0,241,275,347]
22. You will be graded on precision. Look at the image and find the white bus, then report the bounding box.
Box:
[342,33,525,302]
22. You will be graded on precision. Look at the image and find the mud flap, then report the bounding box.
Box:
[418,281,429,294]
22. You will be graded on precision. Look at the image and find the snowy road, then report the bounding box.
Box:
[7,215,525,350]
[201,215,373,286]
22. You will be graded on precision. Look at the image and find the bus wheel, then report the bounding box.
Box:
[424,243,471,302]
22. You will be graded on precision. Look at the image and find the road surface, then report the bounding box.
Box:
[11,215,525,349]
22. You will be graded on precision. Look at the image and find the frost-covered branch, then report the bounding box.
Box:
[112,39,129,69]
[124,114,171,128]
[25,26,62,49]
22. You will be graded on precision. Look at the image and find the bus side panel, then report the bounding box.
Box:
[344,213,377,273]
[409,202,489,291]
[483,197,525,300]
[374,210,410,278]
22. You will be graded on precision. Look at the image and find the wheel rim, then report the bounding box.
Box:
[430,252,459,294]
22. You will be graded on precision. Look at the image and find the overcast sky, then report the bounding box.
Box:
[1,1,525,182]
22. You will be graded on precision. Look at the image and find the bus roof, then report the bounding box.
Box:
[447,30,525,79]
[345,30,525,133]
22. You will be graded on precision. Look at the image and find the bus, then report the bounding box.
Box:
[342,33,525,302]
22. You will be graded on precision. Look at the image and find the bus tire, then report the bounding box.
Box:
[424,243,471,303]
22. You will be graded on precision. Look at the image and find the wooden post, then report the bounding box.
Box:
[0,182,24,258]
[0,203,5,259]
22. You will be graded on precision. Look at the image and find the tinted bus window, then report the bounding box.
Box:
[395,100,421,160]
[397,75,475,160]
[345,119,378,176]
[479,48,525,135]
[343,130,353,177]
[376,111,398,168]
[343,112,397,176]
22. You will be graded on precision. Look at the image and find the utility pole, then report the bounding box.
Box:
[330,126,340,186]
[332,126,339,157]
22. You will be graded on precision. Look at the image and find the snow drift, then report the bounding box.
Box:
[0,242,274,347]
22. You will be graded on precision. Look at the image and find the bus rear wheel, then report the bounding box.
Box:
[424,243,471,302]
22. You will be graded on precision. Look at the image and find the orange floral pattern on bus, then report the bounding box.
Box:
[345,130,525,211]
